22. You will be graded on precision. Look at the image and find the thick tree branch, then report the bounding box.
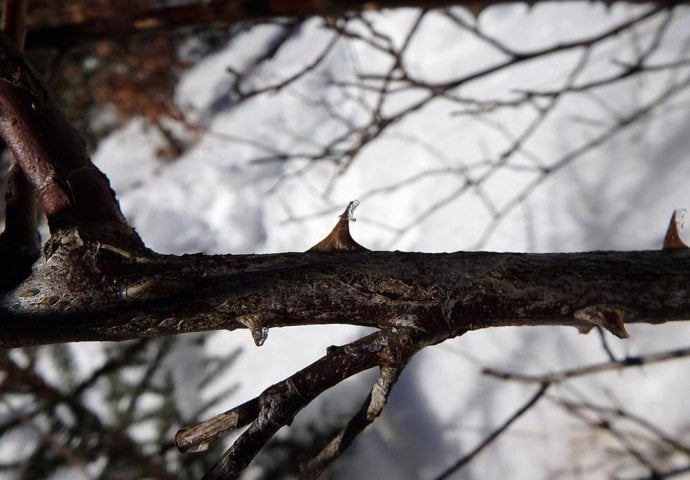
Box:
[2,240,690,347]
[2,0,26,51]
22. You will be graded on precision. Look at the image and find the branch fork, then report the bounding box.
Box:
[3,17,690,479]
[179,328,423,480]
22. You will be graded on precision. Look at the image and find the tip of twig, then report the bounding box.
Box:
[663,209,688,250]
[307,200,369,253]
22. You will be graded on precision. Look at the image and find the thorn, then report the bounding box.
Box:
[307,200,369,253]
[574,304,634,339]
[663,209,688,250]
[238,315,269,347]
[466,3,483,18]
[575,324,595,335]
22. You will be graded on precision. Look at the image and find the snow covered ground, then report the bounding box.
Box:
[67,3,690,479]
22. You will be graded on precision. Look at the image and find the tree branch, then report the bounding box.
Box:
[301,365,403,479]
[0,33,142,249]
[483,346,690,384]
[23,1,690,50]
[2,239,690,347]
[0,0,40,287]
[3,4,690,478]
[196,329,417,479]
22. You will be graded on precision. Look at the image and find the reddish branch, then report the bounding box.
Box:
[0,0,40,282]
[0,33,142,249]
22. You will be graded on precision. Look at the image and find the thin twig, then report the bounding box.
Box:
[554,396,663,477]
[433,383,549,480]
[0,397,93,479]
[483,346,690,384]
[301,365,403,479]
[186,328,424,479]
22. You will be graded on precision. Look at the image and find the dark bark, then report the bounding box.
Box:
[24,0,688,50]
[1,235,688,347]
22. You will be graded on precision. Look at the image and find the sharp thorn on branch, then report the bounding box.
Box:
[663,209,689,250]
[573,304,633,339]
[307,200,369,252]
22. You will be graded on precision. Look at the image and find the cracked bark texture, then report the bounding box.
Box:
[2,241,689,347]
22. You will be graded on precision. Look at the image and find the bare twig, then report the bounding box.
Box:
[433,383,550,480]
[554,397,664,477]
[301,365,403,479]
[483,346,690,384]
[557,399,690,458]
[176,397,261,454]
[229,27,341,100]
[196,329,423,479]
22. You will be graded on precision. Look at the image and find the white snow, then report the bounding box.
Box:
[22,3,690,479]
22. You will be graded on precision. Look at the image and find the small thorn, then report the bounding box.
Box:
[465,2,485,18]
[574,304,633,339]
[307,200,369,253]
[238,315,269,347]
[576,325,595,335]
[663,209,689,250]
[252,326,269,347]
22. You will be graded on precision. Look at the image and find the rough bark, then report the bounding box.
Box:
[1,236,689,347]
